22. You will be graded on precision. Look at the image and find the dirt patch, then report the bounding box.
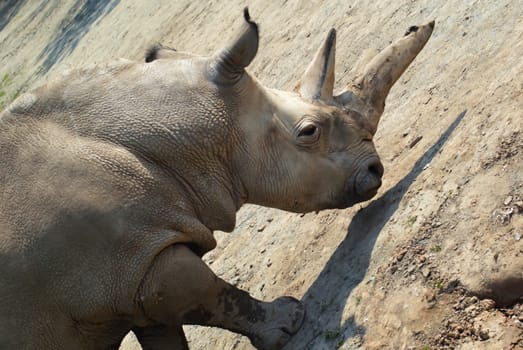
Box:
[482,131,522,170]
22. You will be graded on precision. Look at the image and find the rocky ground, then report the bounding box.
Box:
[1,0,521,349]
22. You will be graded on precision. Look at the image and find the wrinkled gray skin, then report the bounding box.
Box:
[0,9,434,350]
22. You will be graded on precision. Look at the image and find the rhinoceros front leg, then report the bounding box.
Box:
[138,244,305,350]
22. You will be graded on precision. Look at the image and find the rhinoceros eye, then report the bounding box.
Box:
[297,123,320,142]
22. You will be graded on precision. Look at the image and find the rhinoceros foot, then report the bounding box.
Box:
[249,296,305,350]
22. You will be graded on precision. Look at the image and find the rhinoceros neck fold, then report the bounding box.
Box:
[157,157,245,234]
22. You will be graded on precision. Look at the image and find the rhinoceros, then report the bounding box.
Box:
[0,9,433,350]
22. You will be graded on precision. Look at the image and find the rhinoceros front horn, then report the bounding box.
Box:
[336,21,435,135]
[207,8,259,85]
[296,29,336,102]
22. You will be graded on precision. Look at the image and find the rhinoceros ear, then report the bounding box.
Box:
[207,8,259,85]
[296,29,336,102]
[336,21,435,134]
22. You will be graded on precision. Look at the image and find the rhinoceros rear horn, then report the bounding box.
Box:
[338,21,434,134]
[296,29,336,102]
[207,8,259,85]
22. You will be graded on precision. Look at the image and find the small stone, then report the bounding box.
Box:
[425,290,437,303]
[409,135,423,148]
[449,330,460,339]
[422,267,431,278]
[512,317,523,327]
[257,225,266,232]
[446,279,461,291]
[515,232,522,241]
[432,221,442,228]
[465,305,478,315]
[504,195,513,205]
[480,298,496,310]
[493,207,514,224]
[267,217,273,223]
[396,249,408,261]
[478,329,489,340]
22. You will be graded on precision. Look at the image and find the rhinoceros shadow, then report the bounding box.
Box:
[285,110,466,349]
[37,0,120,74]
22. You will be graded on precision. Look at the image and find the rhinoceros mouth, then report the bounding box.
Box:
[356,186,379,201]
[326,183,368,210]
[353,171,382,202]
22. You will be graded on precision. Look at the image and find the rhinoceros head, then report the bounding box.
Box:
[141,9,433,217]
[188,9,433,213]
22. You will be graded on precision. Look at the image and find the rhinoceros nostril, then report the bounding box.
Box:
[367,160,384,179]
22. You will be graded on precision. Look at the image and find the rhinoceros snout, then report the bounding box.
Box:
[354,158,383,200]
